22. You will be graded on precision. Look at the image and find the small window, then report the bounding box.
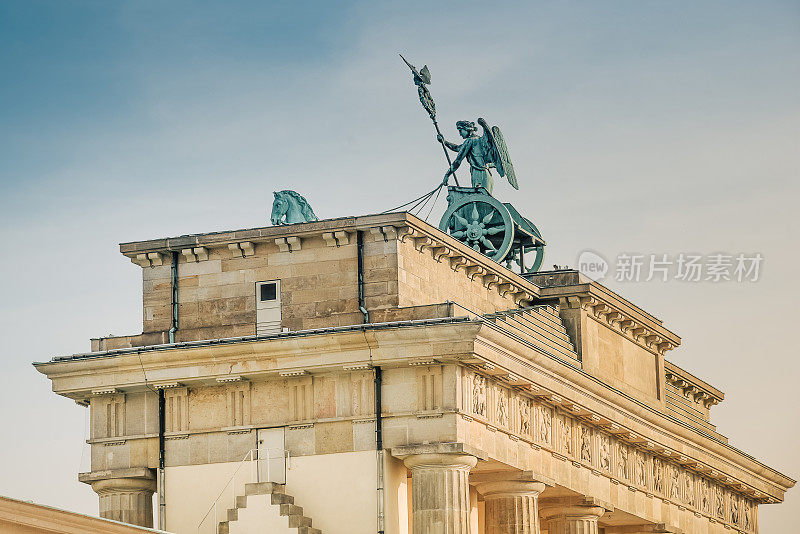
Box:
[260,282,277,302]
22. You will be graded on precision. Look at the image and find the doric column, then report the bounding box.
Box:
[79,468,156,527]
[393,443,485,534]
[477,479,546,534]
[540,505,605,534]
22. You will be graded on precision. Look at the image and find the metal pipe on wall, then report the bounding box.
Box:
[356,231,369,324]
[375,366,385,534]
[159,249,177,530]
[168,251,179,343]
[158,388,166,530]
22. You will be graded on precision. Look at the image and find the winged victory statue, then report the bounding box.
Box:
[400,55,545,274]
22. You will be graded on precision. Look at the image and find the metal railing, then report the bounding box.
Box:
[197,448,289,534]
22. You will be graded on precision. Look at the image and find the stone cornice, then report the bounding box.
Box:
[119,211,543,305]
[33,318,483,398]
[531,270,680,356]
[664,361,724,408]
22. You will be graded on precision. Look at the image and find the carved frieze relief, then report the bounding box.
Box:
[473,374,486,417]
[636,451,647,487]
[580,425,592,463]
[458,368,758,530]
[560,415,572,456]
[700,478,710,514]
[670,466,681,500]
[539,405,552,445]
[518,396,531,437]
[599,433,611,472]
[618,443,629,480]
[653,457,664,493]
[716,487,726,519]
[496,386,509,428]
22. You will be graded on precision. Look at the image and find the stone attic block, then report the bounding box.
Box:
[35,212,794,534]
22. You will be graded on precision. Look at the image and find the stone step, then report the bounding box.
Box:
[506,307,575,343]
[515,305,566,329]
[288,514,313,528]
[244,482,285,495]
[217,481,319,534]
[495,316,577,361]
[491,308,574,345]
[485,306,571,343]
[530,305,566,327]
[271,492,294,505]
[503,311,574,347]
[514,316,575,353]
[280,503,304,517]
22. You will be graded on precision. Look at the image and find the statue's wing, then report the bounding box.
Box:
[477,118,518,190]
[492,125,518,189]
[477,119,493,159]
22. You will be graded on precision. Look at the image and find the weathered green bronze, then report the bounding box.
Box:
[439,187,545,273]
[399,53,545,274]
[438,118,518,194]
[270,190,318,225]
[400,54,461,187]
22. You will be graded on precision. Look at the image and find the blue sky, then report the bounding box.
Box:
[1,1,798,530]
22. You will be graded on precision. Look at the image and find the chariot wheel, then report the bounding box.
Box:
[516,218,545,274]
[505,243,545,274]
[439,193,515,262]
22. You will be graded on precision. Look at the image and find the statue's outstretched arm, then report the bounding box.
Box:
[449,141,470,171]
[436,134,460,152]
[443,140,471,183]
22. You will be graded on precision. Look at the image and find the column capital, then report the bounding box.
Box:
[478,475,547,534]
[79,468,156,528]
[540,505,606,521]
[403,453,478,471]
[476,480,546,500]
[397,443,481,534]
[539,495,612,516]
[539,496,610,534]
[78,467,156,487]
[391,441,488,463]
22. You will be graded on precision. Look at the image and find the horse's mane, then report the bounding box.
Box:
[277,190,317,220]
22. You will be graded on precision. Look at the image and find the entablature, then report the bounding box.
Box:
[34,317,792,506]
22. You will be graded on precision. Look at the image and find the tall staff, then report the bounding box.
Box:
[400,54,461,186]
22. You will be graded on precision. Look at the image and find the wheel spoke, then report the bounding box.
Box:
[482,210,495,224]
[471,202,479,222]
[451,230,466,239]
[480,237,496,251]
[485,224,505,235]
[453,213,468,227]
